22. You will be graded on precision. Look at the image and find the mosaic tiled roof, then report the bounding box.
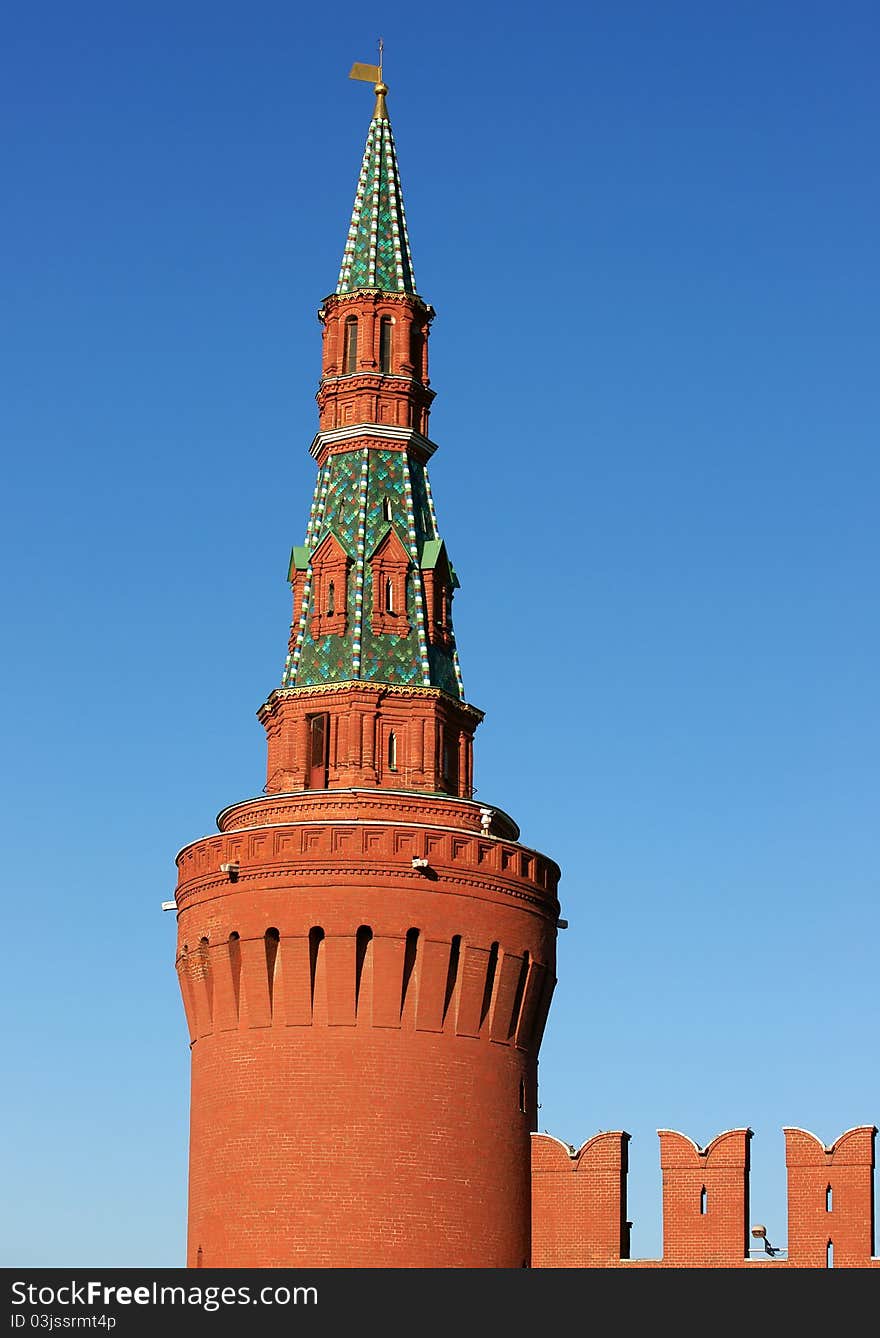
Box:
[281,447,464,700]
[336,91,417,295]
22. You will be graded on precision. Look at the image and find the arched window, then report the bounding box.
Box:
[826,1184,833,1212]
[382,495,392,521]
[387,731,397,770]
[327,581,335,615]
[379,315,393,373]
[385,576,394,612]
[699,1186,707,1215]
[343,316,358,373]
[307,713,329,790]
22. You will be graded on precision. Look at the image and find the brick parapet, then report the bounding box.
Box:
[215,787,521,841]
[176,794,560,918]
[530,1126,878,1268]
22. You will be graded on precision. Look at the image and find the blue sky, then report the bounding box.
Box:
[2,1,877,1266]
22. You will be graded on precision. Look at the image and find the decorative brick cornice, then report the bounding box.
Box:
[309,423,438,460]
[259,681,484,722]
[174,817,561,912]
[320,289,434,317]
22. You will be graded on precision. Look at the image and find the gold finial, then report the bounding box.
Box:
[349,37,389,119]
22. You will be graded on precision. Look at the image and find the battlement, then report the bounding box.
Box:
[531,1126,878,1268]
[176,920,553,1053]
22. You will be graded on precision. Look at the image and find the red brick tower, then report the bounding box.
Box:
[172,68,561,1268]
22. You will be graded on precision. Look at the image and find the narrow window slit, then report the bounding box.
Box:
[442,935,461,1023]
[508,951,530,1040]
[355,926,373,1015]
[479,942,499,1028]
[228,933,241,1019]
[265,928,280,1012]
[308,927,325,1010]
[198,936,213,1020]
[401,928,419,1016]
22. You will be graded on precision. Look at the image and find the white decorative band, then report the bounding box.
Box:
[310,424,438,459]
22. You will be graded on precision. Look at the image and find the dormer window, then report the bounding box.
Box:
[420,539,455,651]
[369,527,411,636]
[379,316,393,373]
[343,316,358,374]
[382,495,392,522]
[309,533,351,637]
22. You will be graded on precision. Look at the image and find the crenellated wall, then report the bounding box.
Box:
[531,1126,878,1268]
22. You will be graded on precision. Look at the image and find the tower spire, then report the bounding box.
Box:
[339,49,415,295]
[276,64,465,724]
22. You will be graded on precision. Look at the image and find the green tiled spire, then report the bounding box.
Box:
[280,447,465,700]
[336,89,417,295]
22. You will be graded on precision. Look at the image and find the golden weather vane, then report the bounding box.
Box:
[349,37,388,116]
[349,36,384,85]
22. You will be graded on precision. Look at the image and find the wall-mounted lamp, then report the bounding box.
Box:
[751,1224,780,1256]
